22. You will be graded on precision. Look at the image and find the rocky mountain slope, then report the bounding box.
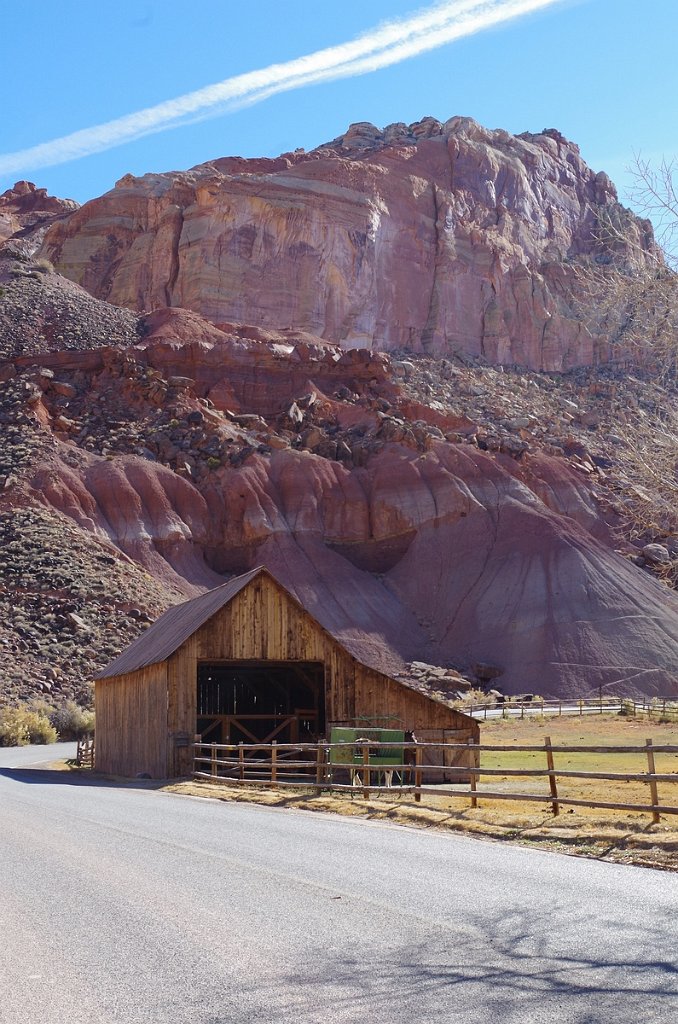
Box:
[1,120,677,707]
[41,116,654,372]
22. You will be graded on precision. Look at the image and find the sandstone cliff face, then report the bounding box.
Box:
[1,127,677,706]
[41,117,654,371]
[0,180,77,248]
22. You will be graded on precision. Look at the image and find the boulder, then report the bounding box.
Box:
[642,543,671,565]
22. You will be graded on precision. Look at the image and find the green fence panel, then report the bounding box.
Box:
[329,727,405,766]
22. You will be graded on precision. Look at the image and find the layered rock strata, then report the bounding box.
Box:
[41,117,654,371]
[2,282,678,700]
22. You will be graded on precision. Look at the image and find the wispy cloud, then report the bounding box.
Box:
[0,0,565,177]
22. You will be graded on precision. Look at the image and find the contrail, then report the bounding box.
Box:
[0,0,565,177]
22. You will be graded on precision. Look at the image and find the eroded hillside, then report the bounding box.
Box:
[1,130,677,706]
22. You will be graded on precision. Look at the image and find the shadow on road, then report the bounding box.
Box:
[202,912,678,1023]
[0,766,168,790]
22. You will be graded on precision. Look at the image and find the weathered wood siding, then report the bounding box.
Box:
[95,663,168,777]
[353,665,477,734]
[99,572,478,778]
[167,573,359,774]
[351,665,479,780]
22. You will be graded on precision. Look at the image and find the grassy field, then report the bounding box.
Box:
[478,713,678,818]
[169,713,678,871]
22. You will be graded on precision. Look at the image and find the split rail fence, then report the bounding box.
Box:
[466,696,678,720]
[193,737,678,823]
[76,736,95,768]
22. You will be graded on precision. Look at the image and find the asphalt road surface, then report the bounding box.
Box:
[1,746,677,1024]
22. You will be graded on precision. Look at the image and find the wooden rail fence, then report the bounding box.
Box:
[76,736,95,769]
[467,696,678,720]
[193,738,678,823]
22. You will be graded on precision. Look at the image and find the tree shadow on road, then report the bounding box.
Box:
[204,907,678,1024]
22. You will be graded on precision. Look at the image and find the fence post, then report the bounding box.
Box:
[645,738,660,824]
[316,743,325,791]
[484,704,488,721]
[579,700,583,717]
[362,742,370,800]
[271,740,277,789]
[211,743,217,779]
[544,735,559,816]
[414,744,423,803]
[469,740,478,809]
[238,742,244,783]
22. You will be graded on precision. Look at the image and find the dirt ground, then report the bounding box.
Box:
[166,714,678,872]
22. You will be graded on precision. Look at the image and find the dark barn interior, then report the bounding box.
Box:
[197,660,326,746]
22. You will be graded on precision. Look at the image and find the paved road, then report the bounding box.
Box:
[1,746,677,1024]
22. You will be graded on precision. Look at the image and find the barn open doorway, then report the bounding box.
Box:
[197,661,325,745]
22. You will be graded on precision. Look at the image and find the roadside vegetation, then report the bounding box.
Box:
[0,700,94,746]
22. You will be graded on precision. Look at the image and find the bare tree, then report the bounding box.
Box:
[570,158,678,566]
[574,155,678,376]
[626,154,678,271]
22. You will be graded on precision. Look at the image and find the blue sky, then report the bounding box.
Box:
[2,0,675,210]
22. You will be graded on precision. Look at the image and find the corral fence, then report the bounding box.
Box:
[76,735,95,768]
[466,696,678,720]
[193,737,678,823]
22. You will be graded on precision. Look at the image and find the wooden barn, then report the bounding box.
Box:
[95,566,479,778]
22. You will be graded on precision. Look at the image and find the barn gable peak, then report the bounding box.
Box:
[96,565,273,679]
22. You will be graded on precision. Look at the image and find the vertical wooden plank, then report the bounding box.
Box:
[271,740,277,789]
[211,743,217,779]
[646,738,660,824]
[545,735,559,816]
[414,744,422,803]
[239,742,245,783]
[316,743,324,790]
[362,742,370,800]
[469,740,478,809]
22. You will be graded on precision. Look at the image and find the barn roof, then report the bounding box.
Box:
[99,564,415,681]
[96,566,264,679]
[96,565,473,717]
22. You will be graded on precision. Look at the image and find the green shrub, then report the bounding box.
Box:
[0,708,30,746]
[49,701,95,740]
[0,707,58,746]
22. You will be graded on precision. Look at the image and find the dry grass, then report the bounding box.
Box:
[479,713,678,818]
[165,714,678,871]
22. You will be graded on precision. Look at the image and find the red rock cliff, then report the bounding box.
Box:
[41,116,654,371]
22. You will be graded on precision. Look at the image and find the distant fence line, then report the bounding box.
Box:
[193,737,678,824]
[465,696,678,720]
